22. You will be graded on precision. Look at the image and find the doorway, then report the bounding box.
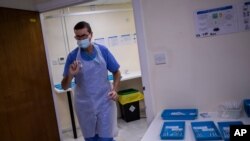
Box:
[40,1,150,140]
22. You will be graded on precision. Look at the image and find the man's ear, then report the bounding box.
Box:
[90,33,93,40]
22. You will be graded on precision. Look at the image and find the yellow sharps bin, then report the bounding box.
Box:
[118,89,144,122]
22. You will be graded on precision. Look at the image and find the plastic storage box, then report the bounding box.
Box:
[161,109,198,120]
[160,121,185,140]
[218,101,243,119]
[244,99,250,117]
[191,121,222,141]
[217,121,243,141]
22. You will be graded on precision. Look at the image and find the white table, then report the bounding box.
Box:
[121,71,141,81]
[108,71,141,82]
[141,111,250,141]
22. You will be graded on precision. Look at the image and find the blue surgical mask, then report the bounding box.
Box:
[77,38,90,49]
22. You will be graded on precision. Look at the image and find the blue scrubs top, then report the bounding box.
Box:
[63,43,120,77]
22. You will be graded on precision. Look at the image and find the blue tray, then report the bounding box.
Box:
[54,82,75,90]
[108,74,113,80]
[161,109,198,120]
[160,121,185,140]
[191,121,222,141]
[217,121,243,141]
[244,99,250,117]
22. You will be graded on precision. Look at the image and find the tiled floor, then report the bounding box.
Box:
[62,118,148,141]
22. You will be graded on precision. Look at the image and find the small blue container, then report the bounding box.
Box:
[108,74,113,81]
[54,83,63,90]
[243,99,250,117]
[217,121,243,141]
[161,109,198,120]
[160,121,185,140]
[54,82,75,90]
[191,121,222,141]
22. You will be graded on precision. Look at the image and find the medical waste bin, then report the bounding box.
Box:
[118,89,144,122]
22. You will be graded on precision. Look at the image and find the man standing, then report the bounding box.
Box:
[61,21,121,141]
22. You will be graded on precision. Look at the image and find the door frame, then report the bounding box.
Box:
[132,0,155,123]
[40,14,64,140]
[39,0,155,138]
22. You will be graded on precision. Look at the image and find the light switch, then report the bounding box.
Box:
[154,52,166,65]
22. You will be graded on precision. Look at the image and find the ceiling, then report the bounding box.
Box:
[0,0,131,12]
[77,0,131,6]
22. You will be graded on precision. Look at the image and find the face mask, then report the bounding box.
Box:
[77,38,90,49]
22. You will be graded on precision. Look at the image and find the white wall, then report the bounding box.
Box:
[64,4,140,74]
[138,0,250,116]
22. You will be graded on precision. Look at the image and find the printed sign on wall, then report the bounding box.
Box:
[94,38,106,46]
[194,5,238,38]
[108,36,119,47]
[120,34,133,45]
[238,1,250,31]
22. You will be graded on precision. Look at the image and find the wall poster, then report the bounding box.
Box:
[108,36,119,47]
[194,5,238,38]
[238,1,250,31]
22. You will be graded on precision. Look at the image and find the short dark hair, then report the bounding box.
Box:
[74,21,92,34]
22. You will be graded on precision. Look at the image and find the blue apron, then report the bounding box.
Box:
[74,45,117,138]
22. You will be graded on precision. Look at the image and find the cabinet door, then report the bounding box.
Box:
[0,8,60,141]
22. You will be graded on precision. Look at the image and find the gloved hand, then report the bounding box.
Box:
[108,90,118,101]
[69,60,81,76]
